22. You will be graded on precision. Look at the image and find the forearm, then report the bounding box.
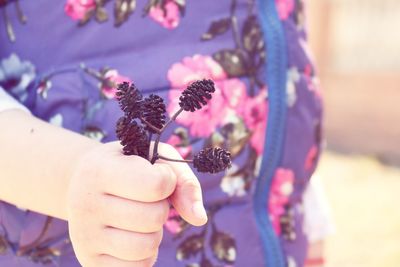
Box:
[0,109,99,220]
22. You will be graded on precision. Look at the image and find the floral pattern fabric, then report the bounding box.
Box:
[0,0,323,266]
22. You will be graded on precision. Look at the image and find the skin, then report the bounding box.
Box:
[0,109,207,267]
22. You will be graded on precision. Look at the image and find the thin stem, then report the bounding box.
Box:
[230,0,241,49]
[147,133,153,160]
[140,117,161,134]
[151,107,184,164]
[161,107,184,132]
[151,135,161,164]
[158,154,192,164]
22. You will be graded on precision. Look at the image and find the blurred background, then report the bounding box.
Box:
[307,0,400,266]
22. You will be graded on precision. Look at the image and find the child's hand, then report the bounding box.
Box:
[67,142,207,267]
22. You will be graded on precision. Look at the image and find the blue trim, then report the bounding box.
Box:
[254,0,288,266]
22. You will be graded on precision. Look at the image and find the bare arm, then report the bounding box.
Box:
[0,109,207,266]
[0,109,98,220]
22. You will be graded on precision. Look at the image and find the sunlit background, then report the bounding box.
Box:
[308,0,400,266]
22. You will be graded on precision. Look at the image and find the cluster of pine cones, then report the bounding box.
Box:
[115,79,231,174]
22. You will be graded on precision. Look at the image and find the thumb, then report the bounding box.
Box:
[157,143,207,226]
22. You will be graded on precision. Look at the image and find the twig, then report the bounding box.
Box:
[158,154,192,164]
[140,117,161,134]
[151,107,184,163]
[161,107,184,132]
[147,133,153,160]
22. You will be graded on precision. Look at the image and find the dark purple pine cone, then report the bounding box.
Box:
[140,94,166,133]
[116,82,143,119]
[179,79,216,112]
[116,116,149,158]
[193,147,231,173]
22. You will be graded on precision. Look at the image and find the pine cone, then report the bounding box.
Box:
[116,116,149,158]
[179,79,215,112]
[116,82,143,119]
[193,147,231,173]
[140,94,166,133]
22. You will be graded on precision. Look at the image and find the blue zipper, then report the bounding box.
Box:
[254,0,288,266]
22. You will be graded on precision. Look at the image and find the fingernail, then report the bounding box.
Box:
[192,201,207,222]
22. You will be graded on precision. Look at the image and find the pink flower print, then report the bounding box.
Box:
[275,0,295,20]
[164,209,187,235]
[268,168,295,234]
[220,79,248,122]
[168,85,226,137]
[100,69,130,99]
[167,135,192,159]
[64,0,95,20]
[149,1,180,29]
[168,55,248,137]
[168,55,227,88]
[242,89,268,155]
[304,145,318,171]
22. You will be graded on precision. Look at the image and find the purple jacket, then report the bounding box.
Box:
[0,0,323,266]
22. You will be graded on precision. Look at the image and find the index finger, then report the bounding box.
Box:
[100,142,177,202]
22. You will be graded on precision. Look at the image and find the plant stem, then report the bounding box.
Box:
[140,117,161,134]
[147,133,153,160]
[151,107,184,164]
[161,107,184,132]
[158,154,192,164]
